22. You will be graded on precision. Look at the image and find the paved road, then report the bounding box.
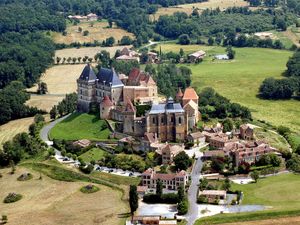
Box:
[186,157,203,225]
[40,114,70,143]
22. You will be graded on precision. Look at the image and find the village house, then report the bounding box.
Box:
[187,132,206,146]
[73,139,91,148]
[147,52,159,63]
[87,13,98,21]
[188,50,206,63]
[117,47,140,62]
[199,190,227,204]
[209,134,229,149]
[141,168,188,190]
[239,124,254,140]
[155,143,184,165]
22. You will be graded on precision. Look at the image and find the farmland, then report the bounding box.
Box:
[52,21,134,45]
[0,166,128,225]
[154,43,300,132]
[0,117,34,148]
[151,0,249,20]
[49,113,111,141]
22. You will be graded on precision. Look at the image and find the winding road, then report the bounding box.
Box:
[186,157,203,225]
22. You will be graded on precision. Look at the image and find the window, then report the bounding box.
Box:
[153,117,156,124]
[179,117,182,124]
[161,117,164,124]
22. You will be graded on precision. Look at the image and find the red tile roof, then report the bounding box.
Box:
[101,95,113,107]
[183,87,198,100]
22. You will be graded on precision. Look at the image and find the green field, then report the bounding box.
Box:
[79,147,106,163]
[50,113,111,141]
[196,173,300,224]
[155,43,300,132]
[231,173,300,210]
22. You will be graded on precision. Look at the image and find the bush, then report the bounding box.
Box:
[3,193,22,203]
[80,184,100,193]
[197,195,208,204]
[17,173,33,181]
[79,164,94,174]
[143,193,179,204]
[177,198,188,215]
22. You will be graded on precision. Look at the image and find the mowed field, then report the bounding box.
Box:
[26,64,85,112]
[0,167,127,225]
[52,21,134,45]
[0,117,34,148]
[221,216,300,225]
[155,43,300,132]
[151,0,249,19]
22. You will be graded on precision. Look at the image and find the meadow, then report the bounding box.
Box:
[0,166,127,225]
[52,21,134,45]
[155,43,300,132]
[151,0,249,20]
[49,113,111,141]
[79,147,106,163]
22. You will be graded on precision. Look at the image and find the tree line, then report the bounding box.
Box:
[259,50,300,99]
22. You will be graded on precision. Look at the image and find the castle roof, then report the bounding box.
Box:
[78,64,97,81]
[149,97,184,114]
[183,87,198,100]
[101,95,113,107]
[97,68,124,88]
[124,97,136,112]
[127,68,156,86]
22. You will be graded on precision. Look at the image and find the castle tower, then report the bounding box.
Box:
[100,95,114,119]
[123,97,136,134]
[77,64,97,112]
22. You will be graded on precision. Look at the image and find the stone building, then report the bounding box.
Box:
[239,124,254,140]
[155,144,184,165]
[146,97,186,142]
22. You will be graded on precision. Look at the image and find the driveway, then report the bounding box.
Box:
[40,114,70,143]
[186,157,203,225]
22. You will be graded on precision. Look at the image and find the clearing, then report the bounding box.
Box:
[0,117,34,148]
[55,45,130,60]
[151,0,249,20]
[52,21,134,45]
[0,167,128,225]
[155,43,300,132]
[49,113,111,141]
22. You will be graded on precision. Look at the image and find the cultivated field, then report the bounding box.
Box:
[0,117,34,148]
[151,0,249,19]
[222,216,300,225]
[49,113,111,141]
[155,43,300,132]
[26,64,84,111]
[52,21,134,45]
[55,45,130,60]
[0,167,127,225]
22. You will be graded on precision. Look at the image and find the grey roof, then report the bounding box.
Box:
[79,64,97,81]
[96,68,124,88]
[149,97,184,114]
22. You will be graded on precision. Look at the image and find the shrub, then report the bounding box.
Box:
[143,193,178,204]
[177,198,188,215]
[197,195,208,204]
[3,193,22,203]
[17,173,33,181]
[80,184,99,193]
[79,164,94,174]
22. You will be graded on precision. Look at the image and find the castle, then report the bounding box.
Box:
[77,64,200,142]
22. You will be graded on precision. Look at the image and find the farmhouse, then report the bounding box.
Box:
[199,190,227,204]
[141,168,188,190]
[188,50,206,63]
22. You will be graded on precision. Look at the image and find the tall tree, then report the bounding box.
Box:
[129,185,138,216]
[156,179,163,197]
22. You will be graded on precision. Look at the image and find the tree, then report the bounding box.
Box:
[156,179,163,197]
[78,27,82,33]
[83,30,89,36]
[222,118,233,132]
[120,36,132,45]
[50,105,57,120]
[226,46,235,59]
[222,177,231,191]
[129,185,138,215]
[34,114,45,124]
[208,37,214,46]
[178,34,190,45]
[105,36,115,47]
[179,48,184,57]
[177,185,185,202]
[37,82,48,94]
[77,57,82,63]
[10,160,15,174]
[250,170,259,183]
[67,57,72,64]
[174,151,192,171]
[286,154,300,172]
[108,19,113,28]
[56,57,61,64]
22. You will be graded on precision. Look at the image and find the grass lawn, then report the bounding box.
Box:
[79,147,106,163]
[196,173,300,224]
[49,112,111,141]
[155,43,300,132]
[231,173,300,211]
[254,128,290,152]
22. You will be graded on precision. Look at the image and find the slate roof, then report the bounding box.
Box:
[96,68,124,88]
[149,97,184,114]
[78,64,97,81]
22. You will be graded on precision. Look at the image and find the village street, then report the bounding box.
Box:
[186,157,203,225]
